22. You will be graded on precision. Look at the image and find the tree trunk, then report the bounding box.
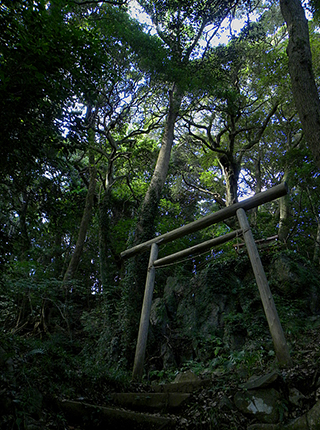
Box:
[306,187,320,264]
[98,189,121,292]
[53,232,63,278]
[280,0,320,168]
[278,192,291,244]
[251,150,262,228]
[99,190,111,293]
[135,83,183,243]
[130,82,183,302]
[278,166,291,245]
[278,126,293,244]
[63,151,96,287]
[98,127,123,292]
[218,155,240,206]
[119,84,183,364]
[18,191,30,261]
[313,220,320,265]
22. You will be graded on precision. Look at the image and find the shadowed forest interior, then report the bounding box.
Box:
[2,0,320,428]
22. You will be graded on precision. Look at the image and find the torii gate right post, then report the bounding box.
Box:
[237,208,292,366]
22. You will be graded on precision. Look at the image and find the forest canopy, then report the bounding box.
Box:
[1,0,320,272]
[1,0,320,408]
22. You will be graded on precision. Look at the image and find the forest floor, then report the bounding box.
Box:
[122,325,320,429]
[2,322,320,429]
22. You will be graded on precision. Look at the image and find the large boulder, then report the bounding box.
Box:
[234,388,281,424]
[150,297,169,334]
[270,253,304,296]
[163,277,179,318]
[269,252,320,314]
[247,398,320,429]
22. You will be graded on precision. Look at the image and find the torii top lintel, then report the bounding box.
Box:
[120,182,288,261]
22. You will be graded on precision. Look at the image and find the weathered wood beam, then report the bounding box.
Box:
[121,183,288,260]
[153,229,243,268]
[233,235,279,252]
[132,243,159,381]
[236,208,292,367]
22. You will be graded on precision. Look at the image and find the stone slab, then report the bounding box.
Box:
[112,392,190,410]
[59,399,175,429]
[153,379,211,393]
[241,371,279,390]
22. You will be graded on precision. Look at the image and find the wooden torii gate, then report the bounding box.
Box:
[120,183,292,381]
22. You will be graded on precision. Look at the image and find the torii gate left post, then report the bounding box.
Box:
[132,243,159,381]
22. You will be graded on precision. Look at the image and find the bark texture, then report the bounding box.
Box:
[63,154,96,286]
[135,84,183,244]
[278,150,291,244]
[280,0,320,168]
[119,85,183,364]
[313,221,320,264]
[251,151,262,228]
[218,155,240,206]
[18,190,31,261]
[99,191,111,293]
[278,193,291,243]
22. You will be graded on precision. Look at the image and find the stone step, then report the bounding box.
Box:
[59,399,177,429]
[240,370,279,390]
[112,392,190,411]
[153,378,211,393]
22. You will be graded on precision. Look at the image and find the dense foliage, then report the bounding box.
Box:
[1,0,320,428]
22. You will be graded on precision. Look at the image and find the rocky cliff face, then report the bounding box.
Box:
[148,251,320,371]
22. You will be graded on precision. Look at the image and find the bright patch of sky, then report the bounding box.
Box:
[129,1,154,29]
[201,14,259,47]
[128,0,259,47]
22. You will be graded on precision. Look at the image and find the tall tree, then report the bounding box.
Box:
[63,131,97,287]
[182,28,279,206]
[280,0,320,168]
[116,0,247,365]
[133,0,244,242]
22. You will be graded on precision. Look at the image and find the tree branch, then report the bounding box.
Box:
[182,174,226,207]
[241,102,279,153]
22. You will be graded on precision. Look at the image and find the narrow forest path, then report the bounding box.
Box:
[57,347,320,430]
[58,371,210,429]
